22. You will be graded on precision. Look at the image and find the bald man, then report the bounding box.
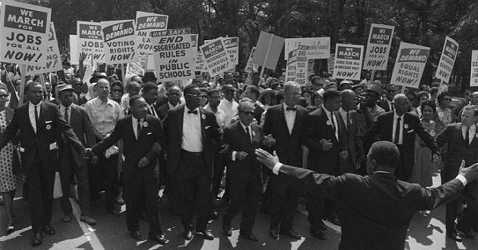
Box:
[365,94,437,181]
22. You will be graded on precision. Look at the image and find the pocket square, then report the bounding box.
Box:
[147,132,152,135]
[407,129,414,133]
[45,120,52,124]
[205,126,211,130]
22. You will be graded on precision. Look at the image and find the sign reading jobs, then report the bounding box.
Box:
[332,44,364,81]
[390,42,430,88]
[0,0,51,66]
[435,36,459,83]
[77,21,105,63]
[102,20,137,64]
[200,38,230,77]
[26,22,62,75]
[363,23,394,70]
[151,28,198,81]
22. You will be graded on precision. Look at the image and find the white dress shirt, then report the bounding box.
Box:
[59,104,71,124]
[461,124,476,145]
[283,103,297,134]
[181,107,203,152]
[204,104,226,128]
[218,98,238,126]
[392,111,404,145]
[132,116,142,139]
[323,106,338,140]
[29,101,42,133]
[147,103,158,118]
[339,107,348,130]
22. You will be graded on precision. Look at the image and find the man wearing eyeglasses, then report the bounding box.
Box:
[162,84,224,241]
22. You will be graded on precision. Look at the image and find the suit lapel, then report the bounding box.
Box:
[178,106,185,141]
[278,105,290,135]
[291,108,303,135]
[199,108,206,143]
[23,104,35,134]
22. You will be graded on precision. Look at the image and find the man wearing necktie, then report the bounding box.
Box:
[436,105,478,241]
[142,82,161,118]
[366,94,437,181]
[303,90,346,239]
[162,85,224,240]
[56,84,97,226]
[0,82,86,246]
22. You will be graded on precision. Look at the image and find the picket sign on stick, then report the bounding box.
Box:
[260,35,273,79]
[19,64,26,104]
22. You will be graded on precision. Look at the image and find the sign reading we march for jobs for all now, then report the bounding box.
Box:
[0,0,51,66]
[77,21,105,63]
[102,20,138,64]
[363,23,394,70]
[26,22,62,75]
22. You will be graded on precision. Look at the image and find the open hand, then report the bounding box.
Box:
[138,157,150,168]
[255,149,279,169]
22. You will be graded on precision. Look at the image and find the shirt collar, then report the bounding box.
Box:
[322,106,332,116]
[132,115,143,124]
[283,103,296,111]
[94,97,113,106]
[29,101,43,109]
[462,124,476,131]
[184,106,199,114]
[239,121,251,131]
[393,110,404,118]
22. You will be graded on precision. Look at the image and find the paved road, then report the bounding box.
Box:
[1,174,477,249]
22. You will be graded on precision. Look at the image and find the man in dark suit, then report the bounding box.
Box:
[255,141,478,250]
[243,85,265,125]
[262,81,307,240]
[377,84,396,112]
[56,84,97,226]
[157,85,181,121]
[0,81,86,246]
[365,94,437,181]
[162,84,223,240]
[142,82,161,118]
[86,95,168,245]
[436,105,478,241]
[303,90,346,239]
[222,100,263,241]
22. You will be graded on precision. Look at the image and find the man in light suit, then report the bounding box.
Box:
[0,82,86,246]
[436,105,478,241]
[262,81,308,240]
[365,94,437,181]
[86,95,168,245]
[222,100,263,241]
[56,84,97,226]
[255,141,478,250]
[162,84,223,240]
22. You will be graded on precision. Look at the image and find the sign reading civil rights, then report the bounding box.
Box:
[26,22,62,75]
[390,42,430,89]
[363,23,394,70]
[102,20,137,64]
[284,37,330,60]
[151,28,197,81]
[77,21,105,63]
[470,51,478,87]
[200,38,230,77]
[0,0,51,66]
[135,11,168,55]
[435,36,459,84]
[332,44,364,80]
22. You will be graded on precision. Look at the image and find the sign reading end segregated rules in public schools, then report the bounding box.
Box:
[0,0,51,66]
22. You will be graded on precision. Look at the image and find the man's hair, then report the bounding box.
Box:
[437,91,450,102]
[430,87,439,96]
[246,86,260,98]
[207,88,220,97]
[368,141,400,167]
[26,81,41,92]
[284,81,300,92]
[183,84,198,95]
[238,99,255,112]
[142,82,158,93]
[129,95,143,107]
[323,90,341,103]
[463,105,478,117]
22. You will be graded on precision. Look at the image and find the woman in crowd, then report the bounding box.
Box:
[0,86,17,234]
[410,100,437,187]
[435,91,454,171]
[416,91,429,118]
[199,87,209,107]
[307,91,323,112]
[110,80,124,104]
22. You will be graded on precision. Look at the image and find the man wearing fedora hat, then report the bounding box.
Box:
[56,84,97,226]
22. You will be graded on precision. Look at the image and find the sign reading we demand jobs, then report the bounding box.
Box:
[390,42,430,89]
[135,11,168,55]
[77,21,104,63]
[0,0,51,66]
[363,23,394,71]
[151,28,198,81]
[332,44,364,81]
[102,20,137,64]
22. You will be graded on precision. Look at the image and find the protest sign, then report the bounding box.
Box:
[285,45,308,85]
[470,51,478,87]
[435,36,459,83]
[135,11,168,55]
[244,47,256,73]
[126,62,144,77]
[200,38,230,77]
[0,0,51,66]
[363,24,394,70]
[196,50,208,72]
[252,31,284,71]
[69,35,79,64]
[332,44,364,80]
[390,42,430,89]
[285,49,297,82]
[102,20,137,64]
[77,21,105,63]
[26,22,62,75]
[328,53,335,75]
[151,28,197,81]
[223,37,239,67]
[284,37,330,60]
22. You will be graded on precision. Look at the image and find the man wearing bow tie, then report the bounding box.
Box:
[162,84,224,240]
[436,105,478,241]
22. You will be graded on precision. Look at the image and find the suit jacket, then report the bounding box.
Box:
[59,104,96,167]
[223,122,262,182]
[365,111,437,180]
[337,110,364,173]
[162,105,222,177]
[303,106,346,175]
[262,104,307,167]
[253,103,265,125]
[0,101,85,173]
[278,165,464,250]
[436,123,478,182]
[157,103,170,121]
[377,98,392,112]
[92,115,164,183]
